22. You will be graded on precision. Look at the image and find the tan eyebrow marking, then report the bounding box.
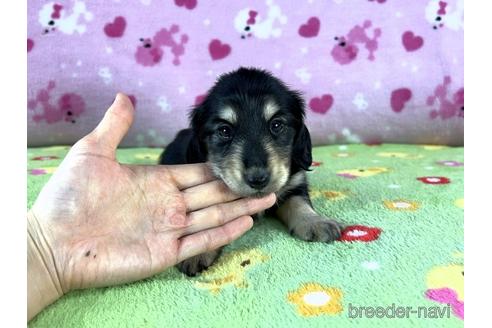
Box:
[218,106,237,124]
[264,101,280,121]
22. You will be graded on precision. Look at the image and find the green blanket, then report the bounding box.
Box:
[28,144,464,328]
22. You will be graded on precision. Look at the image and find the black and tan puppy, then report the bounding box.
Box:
[160,67,342,276]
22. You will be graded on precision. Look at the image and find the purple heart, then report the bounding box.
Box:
[309,94,334,114]
[104,16,126,38]
[402,31,424,52]
[299,17,320,38]
[391,88,412,112]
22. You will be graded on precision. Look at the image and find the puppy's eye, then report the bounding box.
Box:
[270,119,285,134]
[217,125,233,140]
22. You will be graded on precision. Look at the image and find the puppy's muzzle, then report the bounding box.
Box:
[244,167,270,190]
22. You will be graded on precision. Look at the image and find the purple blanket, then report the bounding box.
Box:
[27,0,464,147]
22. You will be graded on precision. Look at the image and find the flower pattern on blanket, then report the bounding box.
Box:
[287,283,343,316]
[194,249,269,294]
[26,144,464,326]
[425,263,464,320]
[336,167,389,179]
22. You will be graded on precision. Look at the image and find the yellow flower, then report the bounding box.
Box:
[384,200,420,211]
[29,167,57,175]
[332,152,354,158]
[287,283,343,316]
[426,264,464,302]
[422,145,448,150]
[337,167,388,178]
[135,153,160,161]
[377,152,423,159]
[323,191,347,200]
[194,249,269,294]
[310,190,348,201]
[44,146,71,151]
[454,198,464,209]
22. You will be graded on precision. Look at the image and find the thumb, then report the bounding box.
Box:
[89,93,134,155]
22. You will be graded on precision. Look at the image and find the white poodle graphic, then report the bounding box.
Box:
[425,0,464,31]
[234,0,287,39]
[39,1,93,35]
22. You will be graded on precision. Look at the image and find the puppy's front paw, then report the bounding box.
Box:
[176,250,221,277]
[290,217,342,243]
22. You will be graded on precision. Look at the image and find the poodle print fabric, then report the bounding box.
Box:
[27,0,464,147]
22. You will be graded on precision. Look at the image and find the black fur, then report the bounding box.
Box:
[160,67,321,276]
[160,67,310,192]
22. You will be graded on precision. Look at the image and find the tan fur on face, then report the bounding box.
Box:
[264,140,290,192]
[263,101,280,121]
[209,140,248,195]
[218,106,237,124]
[209,139,292,197]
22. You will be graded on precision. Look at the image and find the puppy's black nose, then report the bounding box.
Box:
[244,168,270,190]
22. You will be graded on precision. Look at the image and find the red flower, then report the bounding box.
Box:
[338,225,382,242]
[417,176,450,184]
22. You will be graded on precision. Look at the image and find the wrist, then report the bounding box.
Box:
[27,211,64,321]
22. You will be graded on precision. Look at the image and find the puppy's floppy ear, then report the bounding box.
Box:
[292,124,312,171]
[186,103,208,163]
[185,131,207,163]
[289,90,312,171]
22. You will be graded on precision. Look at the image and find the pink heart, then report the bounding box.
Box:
[298,17,320,38]
[402,31,424,52]
[209,39,231,60]
[391,88,412,112]
[27,38,34,52]
[309,94,334,114]
[174,0,197,10]
[104,16,126,38]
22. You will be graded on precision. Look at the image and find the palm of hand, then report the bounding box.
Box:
[32,142,188,291]
[29,94,274,296]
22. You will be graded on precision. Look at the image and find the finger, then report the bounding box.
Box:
[183,193,276,235]
[87,93,134,156]
[177,216,253,263]
[164,163,216,190]
[182,180,240,212]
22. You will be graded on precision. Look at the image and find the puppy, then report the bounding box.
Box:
[160,67,342,276]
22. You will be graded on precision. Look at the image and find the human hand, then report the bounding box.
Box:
[28,94,276,320]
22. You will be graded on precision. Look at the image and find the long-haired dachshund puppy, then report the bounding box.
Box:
[160,67,342,276]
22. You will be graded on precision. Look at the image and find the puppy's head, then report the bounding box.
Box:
[189,67,312,197]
